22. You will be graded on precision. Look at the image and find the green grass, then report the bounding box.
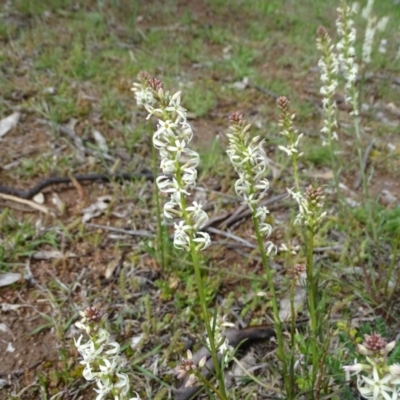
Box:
[0,210,61,269]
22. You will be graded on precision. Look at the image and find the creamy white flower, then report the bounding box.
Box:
[160,157,176,174]
[144,104,163,119]
[174,221,192,235]
[317,27,339,146]
[227,118,271,212]
[379,38,387,54]
[336,1,360,117]
[255,206,270,220]
[187,202,208,229]
[278,144,299,156]
[343,362,371,374]
[114,372,130,396]
[98,358,119,377]
[155,119,178,138]
[179,121,193,142]
[192,231,211,251]
[181,169,197,188]
[259,222,273,237]
[167,139,187,157]
[361,0,374,20]
[377,16,389,32]
[174,232,191,250]
[363,16,377,64]
[358,367,397,400]
[166,91,187,122]
[174,221,192,250]
[389,364,400,377]
[131,83,155,108]
[94,379,114,400]
[133,79,210,252]
[164,200,180,219]
[265,241,277,256]
[75,313,135,400]
[218,338,235,363]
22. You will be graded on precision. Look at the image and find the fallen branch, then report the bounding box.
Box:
[0,193,52,214]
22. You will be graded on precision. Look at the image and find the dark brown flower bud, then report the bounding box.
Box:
[84,306,101,323]
[276,96,290,112]
[148,77,163,91]
[137,70,152,83]
[229,111,245,127]
[317,26,328,38]
[294,264,306,276]
[305,185,324,204]
[287,263,306,280]
[363,333,388,352]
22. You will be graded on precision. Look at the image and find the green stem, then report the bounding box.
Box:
[190,245,227,400]
[195,369,227,399]
[252,215,292,399]
[385,231,400,301]
[151,135,168,271]
[292,154,300,193]
[289,277,296,394]
[351,92,377,242]
[306,227,318,391]
[174,165,227,399]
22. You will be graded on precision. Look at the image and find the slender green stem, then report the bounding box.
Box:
[292,154,300,192]
[289,277,296,393]
[151,136,168,271]
[385,231,400,301]
[351,93,377,242]
[305,228,318,390]
[174,165,227,399]
[195,369,227,399]
[190,245,227,400]
[252,215,292,399]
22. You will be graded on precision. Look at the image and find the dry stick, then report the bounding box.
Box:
[85,223,154,238]
[219,193,287,229]
[353,139,375,190]
[205,226,255,248]
[218,203,248,228]
[0,171,153,199]
[0,193,51,214]
[252,84,280,100]
[0,359,44,378]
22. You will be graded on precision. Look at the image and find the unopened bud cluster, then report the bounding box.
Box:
[288,185,326,232]
[343,333,400,399]
[287,263,307,286]
[175,315,234,388]
[276,97,304,158]
[132,72,211,252]
[175,350,207,388]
